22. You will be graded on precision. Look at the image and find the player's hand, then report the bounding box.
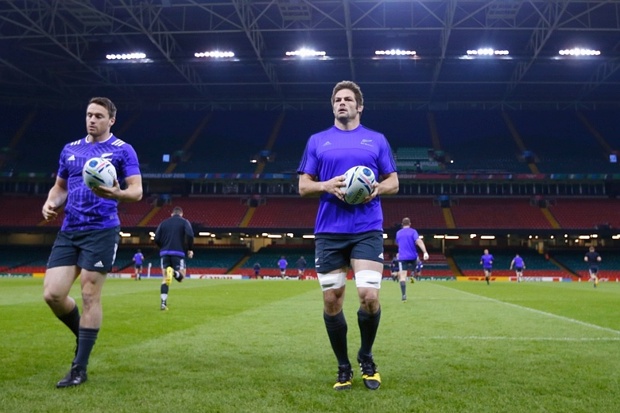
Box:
[423,252,429,261]
[362,182,380,203]
[42,202,59,221]
[91,179,121,199]
[187,250,194,259]
[327,175,347,201]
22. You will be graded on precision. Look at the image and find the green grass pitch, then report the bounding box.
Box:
[1,278,619,413]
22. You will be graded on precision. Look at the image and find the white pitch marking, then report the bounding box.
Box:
[432,284,620,336]
[424,336,620,342]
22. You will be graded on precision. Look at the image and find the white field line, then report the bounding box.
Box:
[432,283,620,336]
[423,336,620,342]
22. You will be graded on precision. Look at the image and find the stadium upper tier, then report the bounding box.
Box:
[1,107,618,176]
[1,194,619,233]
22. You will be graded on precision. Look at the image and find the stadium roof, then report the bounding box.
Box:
[1,0,619,111]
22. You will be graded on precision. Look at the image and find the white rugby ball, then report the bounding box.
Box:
[82,157,117,188]
[343,165,376,205]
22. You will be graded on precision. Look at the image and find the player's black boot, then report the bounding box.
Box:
[357,354,381,390]
[56,364,87,388]
[333,364,353,391]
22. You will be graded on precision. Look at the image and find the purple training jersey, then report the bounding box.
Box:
[481,253,494,269]
[57,134,141,231]
[298,125,397,234]
[512,256,524,268]
[396,227,420,261]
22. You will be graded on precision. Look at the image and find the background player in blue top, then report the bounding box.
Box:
[41,97,143,388]
[133,249,145,281]
[480,249,494,285]
[298,80,399,391]
[395,217,429,302]
[510,253,526,283]
[277,256,288,279]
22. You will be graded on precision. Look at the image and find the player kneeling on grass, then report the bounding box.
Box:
[155,207,194,310]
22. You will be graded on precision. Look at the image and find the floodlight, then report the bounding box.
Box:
[106,52,147,60]
[285,48,326,57]
[195,51,235,58]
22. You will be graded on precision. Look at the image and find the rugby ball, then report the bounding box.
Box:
[82,157,117,188]
[343,165,375,205]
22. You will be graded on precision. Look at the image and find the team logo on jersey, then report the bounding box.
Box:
[360,139,373,147]
[322,141,332,146]
[67,155,75,161]
[100,152,113,161]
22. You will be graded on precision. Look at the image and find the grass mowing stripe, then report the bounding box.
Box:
[2,279,619,413]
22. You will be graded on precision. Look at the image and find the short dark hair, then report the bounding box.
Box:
[172,206,183,215]
[331,80,364,107]
[89,97,117,119]
[402,217,411,226]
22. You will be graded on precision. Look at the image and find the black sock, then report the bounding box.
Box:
[324,311,349,366]
[161,284,169,294]
[57,305,80,338]
[400,281,406,296]
[73,328,99,369]
[357,307,381,359]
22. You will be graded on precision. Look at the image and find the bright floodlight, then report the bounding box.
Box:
[559,48,600,56]
[466,48,509,56]
[106,52,147,60]
[375,49,416,56]
[195,51,235,58]
[285,48,326,57]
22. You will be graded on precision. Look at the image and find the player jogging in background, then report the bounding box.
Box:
[133,249,144,280]
[296,256,307,279]
[298,80,399,391]
[510,253,526,283]
[395,217,429,302]
[154,206,194,310]
[278,256,288,279]
[480,249,494,285]
[41,96,143,388]
[413,258,423,282]
[584,246,601,288]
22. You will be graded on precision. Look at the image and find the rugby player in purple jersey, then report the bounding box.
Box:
[298,81,399,391]
[510,253,526,282]
[41,97,143,388]
[480,249,494,285]
[395,217,429,302]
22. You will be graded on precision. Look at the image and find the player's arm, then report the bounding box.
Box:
[415,238,429,260]
[372,172,399,197]
[42,176,68,221]
[93,174,143,202]
[298,172,345,199]
[185,221,195,259]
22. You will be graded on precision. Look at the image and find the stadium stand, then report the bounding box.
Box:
[247,197,317,229]
[381,197,447,230]
[450,198,553,229]
[548,198,620,230]
[0,195,46,227]
[434,111,530,173]
[510,111,613,174]
[145,196,249,228]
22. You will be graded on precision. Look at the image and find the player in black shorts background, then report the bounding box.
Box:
[154,206,194,310]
